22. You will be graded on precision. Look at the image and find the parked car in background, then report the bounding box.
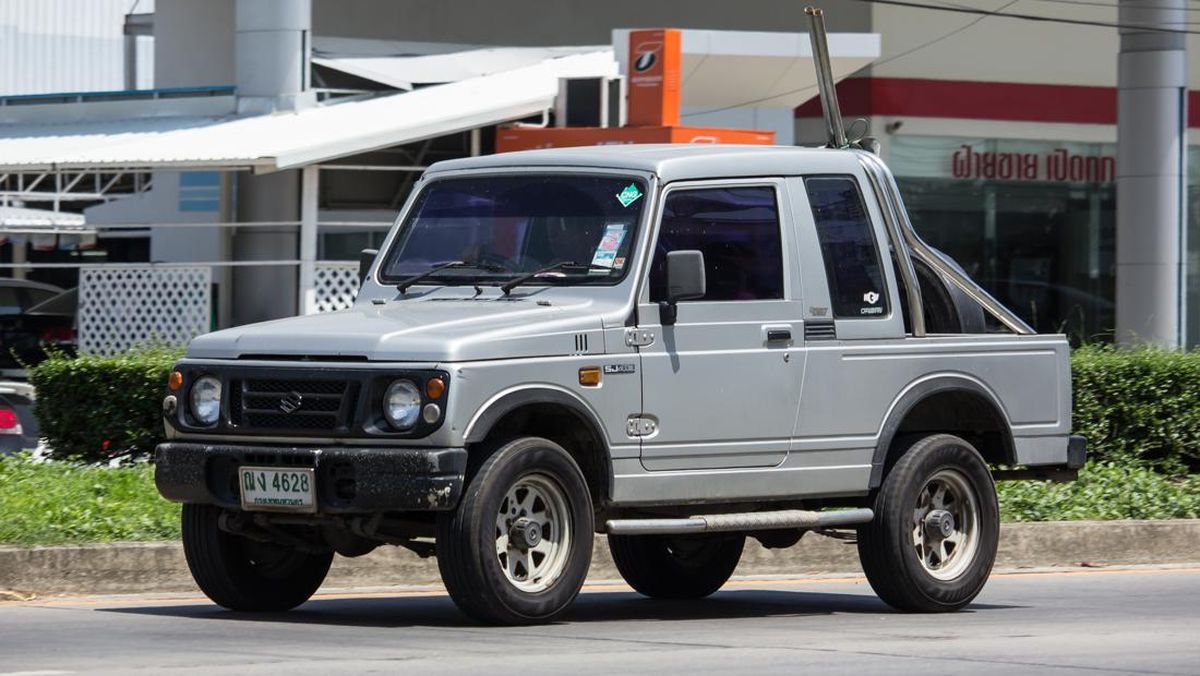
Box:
[0,279,76,376]
[0,380,39,455]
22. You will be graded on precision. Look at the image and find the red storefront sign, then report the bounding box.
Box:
[951,145,1115,183]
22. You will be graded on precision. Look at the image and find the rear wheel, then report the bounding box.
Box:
[608,532,745,599]
[436,436,594,625]
[181,504,333,611]
[857,434,999,612]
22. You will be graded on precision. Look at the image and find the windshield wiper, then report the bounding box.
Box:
[500,261,613,295]
[397,260,507,294]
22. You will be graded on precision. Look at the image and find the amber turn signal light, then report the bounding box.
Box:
[167,370,184,392]
[578,367,601,387]
[425,376,446,399]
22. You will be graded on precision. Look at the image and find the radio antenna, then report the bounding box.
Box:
[805,6,848,149]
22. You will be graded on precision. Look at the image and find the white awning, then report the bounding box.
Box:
[0,205,86,227]
[314,46,606,90]
[0,50,616,173]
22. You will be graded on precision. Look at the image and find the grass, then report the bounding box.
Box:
[0,454,180,546]
[0,455,1197,546]
[997,461,1200,522]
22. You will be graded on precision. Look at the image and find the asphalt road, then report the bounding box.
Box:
[1,567,1197,675]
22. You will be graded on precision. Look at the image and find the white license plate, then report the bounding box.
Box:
[238,466,316,513]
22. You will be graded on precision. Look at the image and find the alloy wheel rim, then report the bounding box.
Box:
[494,472,572,593]
[911,468,979,581]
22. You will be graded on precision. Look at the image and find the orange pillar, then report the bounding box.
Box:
[626,28,681,127]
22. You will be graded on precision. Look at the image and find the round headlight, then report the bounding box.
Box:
[383,379,422,430]
[189,376,222,426]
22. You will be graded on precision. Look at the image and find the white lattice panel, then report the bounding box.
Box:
[314,262,360,313]
[79,266,212,356]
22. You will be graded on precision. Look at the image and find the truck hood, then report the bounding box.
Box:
[186,296,608,362]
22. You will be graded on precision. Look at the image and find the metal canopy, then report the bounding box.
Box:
[0,50,616,173]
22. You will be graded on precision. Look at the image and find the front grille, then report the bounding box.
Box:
[230,378,358,432]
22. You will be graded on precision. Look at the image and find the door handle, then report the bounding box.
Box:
[766,328,792,342]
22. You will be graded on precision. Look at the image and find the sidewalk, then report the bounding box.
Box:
[2,519,1198,596]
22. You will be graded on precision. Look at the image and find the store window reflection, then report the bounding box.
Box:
[892,137,1120,344]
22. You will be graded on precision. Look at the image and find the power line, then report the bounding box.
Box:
[681,0,1199,118]
[855,0,1200,34]
[682,0,1020,117]
[874,0,1021,71]
[1027,0,1197,10]
[932,0,1200,24]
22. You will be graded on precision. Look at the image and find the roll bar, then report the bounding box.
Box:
[805,6,1034,336]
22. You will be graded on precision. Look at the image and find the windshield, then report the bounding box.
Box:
[380,174,648,287]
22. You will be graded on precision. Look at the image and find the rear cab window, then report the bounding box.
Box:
[804,176,889,319]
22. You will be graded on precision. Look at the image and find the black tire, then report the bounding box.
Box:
[436,436,594,625]
[857,434,999,612]
[181,504,333,611]
[608,532,745,599]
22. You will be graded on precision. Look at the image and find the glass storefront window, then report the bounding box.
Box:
[891,136,1122,344]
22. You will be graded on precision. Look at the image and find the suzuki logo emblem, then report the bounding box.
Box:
[279,391,303,414]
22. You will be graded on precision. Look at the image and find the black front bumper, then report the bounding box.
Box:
[155,442,467,513]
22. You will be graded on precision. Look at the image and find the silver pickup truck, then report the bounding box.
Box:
[155,142,1085,625]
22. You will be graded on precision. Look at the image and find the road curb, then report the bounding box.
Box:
[2,519,1198,596]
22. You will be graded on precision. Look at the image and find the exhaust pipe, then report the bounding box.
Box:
[805,6,848,149]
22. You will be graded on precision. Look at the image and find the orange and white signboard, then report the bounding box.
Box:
[626,29,681,127]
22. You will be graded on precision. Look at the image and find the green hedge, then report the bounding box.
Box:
[29,349,181,463]
[1072,345,1200,473]
[23,345,1200,472]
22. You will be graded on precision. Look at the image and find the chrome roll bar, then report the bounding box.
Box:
[857,152,1036,336]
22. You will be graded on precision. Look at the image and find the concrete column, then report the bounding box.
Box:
[229,0,313,325]
[235,0,313,113]
[232,171,299,326]
[298,165,319,316]
[1116,0,1187,347]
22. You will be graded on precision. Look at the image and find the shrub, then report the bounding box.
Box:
[29,348,181,463]
[998,461,1200,522]
[0,453,180,545]
[1071,345,1200,473]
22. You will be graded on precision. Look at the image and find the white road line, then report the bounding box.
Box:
[0,671,75,676]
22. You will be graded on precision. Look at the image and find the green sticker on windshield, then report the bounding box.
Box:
[616,183,643,208]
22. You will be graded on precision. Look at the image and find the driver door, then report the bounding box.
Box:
[635,179,805,471]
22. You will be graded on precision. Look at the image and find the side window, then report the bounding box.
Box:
[805,177,889,318]
[648,186,784,302]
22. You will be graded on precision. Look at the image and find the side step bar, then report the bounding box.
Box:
[605,508,874,536]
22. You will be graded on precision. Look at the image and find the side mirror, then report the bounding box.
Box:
[358,248,378,286]
[661,250,706,325]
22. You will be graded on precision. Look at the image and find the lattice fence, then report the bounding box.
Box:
[78,266,212,356]
[313,262,360,313]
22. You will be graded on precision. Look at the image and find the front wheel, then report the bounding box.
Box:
[182,504,333,611]
[436,437,594,625]
[857,434,999,612]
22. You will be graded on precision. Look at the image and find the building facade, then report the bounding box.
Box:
[0,0,1195,347]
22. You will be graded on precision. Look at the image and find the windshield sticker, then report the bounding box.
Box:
[590,250,617,271]
[613,256,626,270]
[616,183,643,207]
[598,223,627,252]
[590,224,627,272]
